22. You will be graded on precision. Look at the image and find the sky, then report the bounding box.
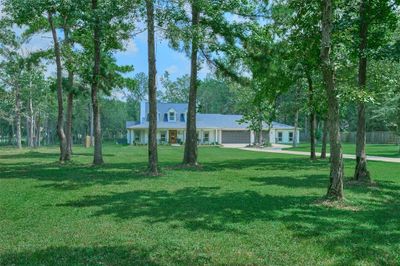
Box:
[0,0,210,95]
[115,30,211,88]
[18,28,211,97]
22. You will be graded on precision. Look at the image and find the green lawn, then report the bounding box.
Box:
[0,145,399,265]
[285,143,400,158]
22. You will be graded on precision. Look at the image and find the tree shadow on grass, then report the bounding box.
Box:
[282,198,400,265]
[58,180,400,264]
[248,174,328,189]
[0,245,161,266]
[0,155,329,191]
[59,186,314,233]
[173,157,329,173]
[0,160,153,190]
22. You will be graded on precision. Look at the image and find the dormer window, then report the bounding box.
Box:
[168,109,176,122]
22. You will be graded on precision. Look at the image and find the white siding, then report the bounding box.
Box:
[274,129,300,144]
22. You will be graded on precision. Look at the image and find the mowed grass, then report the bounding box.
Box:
[0,145,399,265]
[285,142,400,158]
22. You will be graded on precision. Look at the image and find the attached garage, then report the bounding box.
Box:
[221,130,250,144]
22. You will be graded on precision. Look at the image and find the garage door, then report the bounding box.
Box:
[221,130,250,144]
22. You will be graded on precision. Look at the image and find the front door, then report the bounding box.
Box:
[169,130,177,144]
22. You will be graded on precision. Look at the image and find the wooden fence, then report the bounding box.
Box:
[300,131,400,144]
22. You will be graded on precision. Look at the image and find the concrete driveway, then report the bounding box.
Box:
[222,144,400,163]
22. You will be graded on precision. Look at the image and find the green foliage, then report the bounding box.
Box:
[159,72,190,103]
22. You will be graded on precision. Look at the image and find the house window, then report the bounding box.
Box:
[278,132,283,142]
[160,131,166,142]
[146,113,149,122]
[289,132,294,142]
[180,113,185,122]
[203,132,209,142]
[135,132,140,142]
[163,113,168,122]
[168,110,176,122]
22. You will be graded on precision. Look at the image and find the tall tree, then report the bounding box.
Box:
[321,0,344,200]
[90,0,104,165]
[62,7,80,160]
[306,69,317,160]
[146,0,158,175]
[48,11,68,162]
[354,0,370,181]
[161,0,258,165]
[183,2,200,166]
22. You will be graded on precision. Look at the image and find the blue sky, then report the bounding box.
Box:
[115,31,210,91]
[22,30,210,94]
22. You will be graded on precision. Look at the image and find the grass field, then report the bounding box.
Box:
[285,143,400,158]
[0,145,399,265]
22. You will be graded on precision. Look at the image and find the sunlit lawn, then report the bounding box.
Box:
[0,144,399,265]
[285,142,400,158]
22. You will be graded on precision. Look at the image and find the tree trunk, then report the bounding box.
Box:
[25,117,29,145]
[146,0,158,175]
[64,27,74,161]
[48,12,68,162]
[36,113,41,147]
[183,3,200,166]
[258,129,263,146]
[89,102,94,146]
[306,70,317,160]
[15,86,22,149]
[354,0,371,182]
[293,109,299,147]
[66,92,73,159]
[321,119,328,159]
[28,88,34,148]
[321,0,344,200]
[91,0,104,165]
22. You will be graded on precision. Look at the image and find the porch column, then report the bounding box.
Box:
[271,129,276,144]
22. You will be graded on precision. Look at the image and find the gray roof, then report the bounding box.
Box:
[127,113,295,130]
[145,102,188,115]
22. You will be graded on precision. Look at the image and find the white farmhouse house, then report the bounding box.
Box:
[126,102,300,145]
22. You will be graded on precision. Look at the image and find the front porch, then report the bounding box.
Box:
[127,128,221,145]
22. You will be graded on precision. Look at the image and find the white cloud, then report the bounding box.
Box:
[125,38,138,54]
[115,38,139,58]
[165,64,178,74]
